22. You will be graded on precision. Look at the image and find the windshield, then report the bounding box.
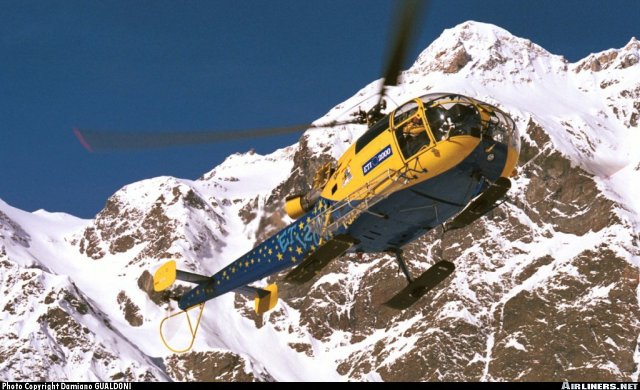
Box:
[419,93,521,154]
[423,96,482,140]
[483,109,520,152]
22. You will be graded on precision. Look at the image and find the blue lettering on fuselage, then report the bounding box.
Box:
[276,219,320,254]
[362,145,392,175]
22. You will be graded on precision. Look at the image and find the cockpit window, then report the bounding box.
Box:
[425,101,481,140]
[355,115,390,153]
[418,93,521,153]
[484,109,521,152]
[392,101,420,125]
[425,106,448,141]
[393,103,431,159]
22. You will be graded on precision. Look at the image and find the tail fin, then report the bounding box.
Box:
[254,284,278,315]
[235,284,279,315]
[153,260,177,291]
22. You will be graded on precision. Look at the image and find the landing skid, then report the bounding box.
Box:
[384,260,455,310]
[384,248,455,310]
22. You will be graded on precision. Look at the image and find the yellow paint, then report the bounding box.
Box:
[410,136,480,184]
[320,131,479,203]
[254,284,278,315]
[313,94,527,225]
[153,260,176,292]
[500,145,519,178]
[284,195,305,219]
[318,96,485,205]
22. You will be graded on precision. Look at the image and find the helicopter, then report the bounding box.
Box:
[74,1,521,352]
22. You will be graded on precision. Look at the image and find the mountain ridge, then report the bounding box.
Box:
[1,20,639,381]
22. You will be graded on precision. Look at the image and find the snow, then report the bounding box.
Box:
[504,335,527,352]
[437,301,481,327]
[2,20,639,381]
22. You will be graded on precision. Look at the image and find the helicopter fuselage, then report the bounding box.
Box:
[177,93,520,309]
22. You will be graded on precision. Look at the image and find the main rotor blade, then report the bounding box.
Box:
[379,0,427,91]
[73,120,362,152]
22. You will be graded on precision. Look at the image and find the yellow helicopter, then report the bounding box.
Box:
[74,1,521,351]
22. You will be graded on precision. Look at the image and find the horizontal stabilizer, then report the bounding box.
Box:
[176,270,211,284]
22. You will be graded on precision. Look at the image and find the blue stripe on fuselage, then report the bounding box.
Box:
[178,198,334,309]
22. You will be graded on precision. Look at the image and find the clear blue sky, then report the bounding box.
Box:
[1,0,638,218]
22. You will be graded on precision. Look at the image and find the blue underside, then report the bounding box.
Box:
[178,139,507,309]
[347,139,507,252]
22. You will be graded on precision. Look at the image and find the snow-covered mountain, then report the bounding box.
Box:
[1,21,639,381]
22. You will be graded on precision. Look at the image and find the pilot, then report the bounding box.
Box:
[398,116,429,157]
[447,104,481,137]
[403,116,423,135]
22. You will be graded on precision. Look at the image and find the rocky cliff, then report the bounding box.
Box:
[1,21,638,381]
